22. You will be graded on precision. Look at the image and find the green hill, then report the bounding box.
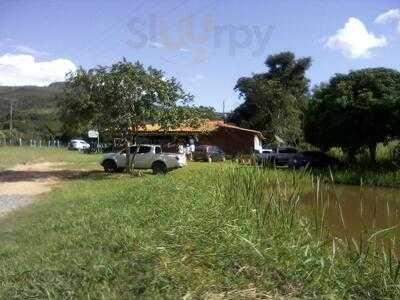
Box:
[0,83,65,140]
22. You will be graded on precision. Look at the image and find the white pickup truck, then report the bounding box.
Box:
[100,144,187,174]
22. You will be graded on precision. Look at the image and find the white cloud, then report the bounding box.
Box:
[325,17,388,58]
[0,54,77,86]
[375,9,400,23]
[148,41,165,48]
[375,8,400,34]
[13,45,48,56]
[0,39,48,57]
[148,41,190,53]
[190,74,204,82]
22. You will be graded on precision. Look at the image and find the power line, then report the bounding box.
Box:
[81,0,151,55]
[86,0,217,59]
[93,0,193,57]
[0,97,16,139]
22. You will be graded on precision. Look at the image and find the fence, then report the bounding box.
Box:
[0,138,65,148]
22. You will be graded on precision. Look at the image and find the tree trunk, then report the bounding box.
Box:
[368,143,377,165]
[126,135,136,174]
[125,139,131,174]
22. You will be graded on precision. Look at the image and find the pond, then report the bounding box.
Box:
[301,184,400,241]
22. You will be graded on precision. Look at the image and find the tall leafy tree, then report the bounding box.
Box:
[62,59,199,171]
[229,52,312,144]
[304,68,400,163]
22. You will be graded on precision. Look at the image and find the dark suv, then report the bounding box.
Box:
[192,145,225,162]
[288,151,342,169]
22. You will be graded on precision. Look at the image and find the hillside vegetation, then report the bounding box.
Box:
[0,83,64,140]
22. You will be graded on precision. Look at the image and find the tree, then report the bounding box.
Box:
[62,59,199,172]
[193,106,222,120]
[228,52,311,144]
[304,68,400,163]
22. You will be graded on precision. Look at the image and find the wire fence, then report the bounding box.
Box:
[0,138,64,148]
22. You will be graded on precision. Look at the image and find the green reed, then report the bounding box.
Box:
[216,164,400,298]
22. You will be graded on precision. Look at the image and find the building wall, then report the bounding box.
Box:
[198,126,257,155]
[254,135,263,152]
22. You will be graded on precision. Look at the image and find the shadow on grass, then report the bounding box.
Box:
[0,170,82,183]
[0,164,158,183]
[77,169,155,181]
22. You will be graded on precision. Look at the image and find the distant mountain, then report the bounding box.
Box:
[0,82,65,139]
[0,82,224,141]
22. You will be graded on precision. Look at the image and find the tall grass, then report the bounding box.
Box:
[315,142,400,188]
[217,165,400,298]
[315,167,400,188]
[1,160,399,298]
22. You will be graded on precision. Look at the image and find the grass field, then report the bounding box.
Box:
[1,147,400,298]
[0,146,102,170]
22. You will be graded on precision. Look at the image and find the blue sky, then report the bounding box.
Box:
[1,0,400,111]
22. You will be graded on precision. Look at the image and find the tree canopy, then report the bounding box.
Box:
[62,59,200,140]
[304,68,400,162]
[228,51,312,144]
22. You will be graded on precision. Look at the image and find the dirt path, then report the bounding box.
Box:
[0,162,78,216]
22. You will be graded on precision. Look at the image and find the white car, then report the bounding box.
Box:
[258,146,299,166]
[255,148,272,160]
[100,144,187,174]
[69,139,90,151]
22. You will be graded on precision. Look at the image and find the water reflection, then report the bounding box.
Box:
[301,184,400,240]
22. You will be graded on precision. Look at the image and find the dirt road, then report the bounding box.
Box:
[0,162,77,216]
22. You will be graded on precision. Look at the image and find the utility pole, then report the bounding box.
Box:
[222,99,225,121]
[9,101,13,143]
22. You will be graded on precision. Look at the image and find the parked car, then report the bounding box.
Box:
[288,151,342,169]
[393,144,400,168]
[100,144,187,174]
[258,146,299,166]
[255,148,273,161]
[68,139,90,151]
[192,145,225,162]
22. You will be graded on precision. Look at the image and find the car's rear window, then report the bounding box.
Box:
[279,148,298,154]
[122,146,137,154]
[197,146,208,152]
[138,146,151,153]
[209,146,221,152]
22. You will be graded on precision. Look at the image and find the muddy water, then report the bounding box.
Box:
[301,184,400,240]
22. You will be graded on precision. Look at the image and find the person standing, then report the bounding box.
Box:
[189,136,195,153]
[178,144,184,154]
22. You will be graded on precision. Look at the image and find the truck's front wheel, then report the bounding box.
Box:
[103,160,117,173]
[152,161,167,175]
